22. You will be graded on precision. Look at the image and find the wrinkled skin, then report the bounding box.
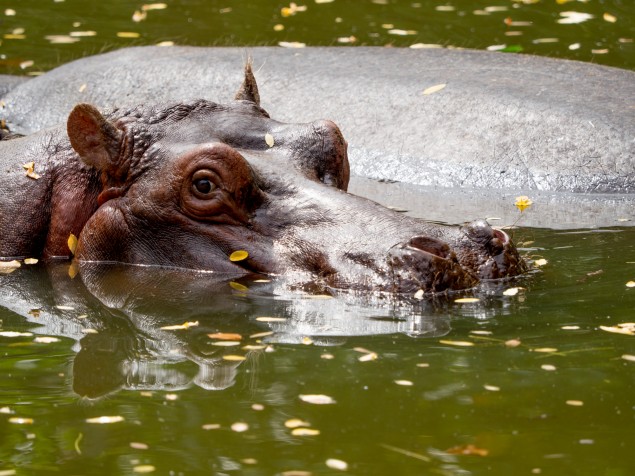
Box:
[0,66,526,294]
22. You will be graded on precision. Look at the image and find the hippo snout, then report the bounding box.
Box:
[457,220,527,280]
[387,237,478,294]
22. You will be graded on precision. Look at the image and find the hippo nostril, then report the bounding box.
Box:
[406,236,451,259]
[493,228,509,245]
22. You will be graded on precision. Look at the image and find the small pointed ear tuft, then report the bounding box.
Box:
[234,58,260,106]
[67,103,122,171]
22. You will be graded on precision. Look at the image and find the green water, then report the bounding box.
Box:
[1,0,634,75]
[1,227,634,475]
[1,1,634,474]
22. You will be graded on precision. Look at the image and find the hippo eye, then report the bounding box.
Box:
[192,177,217,198]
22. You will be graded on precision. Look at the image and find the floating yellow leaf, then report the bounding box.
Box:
[394,380,414,386]
[9,417,33,425]
[534,258,548,267]
[454,297,480,303]
[440,340,475,347]
[0,260,21,274]
[142,3,168,11]
[265,133,275,147]
[68,261,79,279]
[621,354,635,362]
[160,321,199,330]
[222,355,247,361]
[208,332,242,340]
[292,428,320,436]
[541,364,557,371]
[251,403,264,411]
[565,400,584,407]
[599,323,635,335]
[301,336,313,345]
[243,344,266,350]
[423,83,446,95]
[446,444,489,456]
[505,339,521,347]
[67,233,78,255]
[34,336,60,343]
[117,32,141,38]
[325,459,348,471]
[0,331,33,337]
[533,347,558,353]
[483,385,500,391]
[299,394,336,404]
[256,316,286,322]
[503,287,520,296]
[603,13,617,23]
[558,12,594,25]
[273,24,285,31]
[249,331,274,338]
[358,352,378,362]
[23,258,38,265]
[133,466,155,474]
[278,41,306,48]
[514,195,532,212]
[132,10,147,22]
[414,289,424,300]
[207,422,228,433]
[285,418,310,428]
[130,442,149,450]
[70,31,97,37]
[231,422,249,432]
[229,281,249,292]
[625,281,635,288]
[45,35,79,44]
[211,341,241,347]
[86,416,124,424]
[229,250,249,262]
[561,325,580,330]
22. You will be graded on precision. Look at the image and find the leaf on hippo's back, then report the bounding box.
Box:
[422,83,446,95]
[23,258,38,265]
[229,250,249,262]
[265,133,275,147]
[68,261,78,279]
[22,161,40,180]
[67,233,78,255]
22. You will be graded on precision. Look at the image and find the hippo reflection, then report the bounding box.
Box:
[0,64,526,294]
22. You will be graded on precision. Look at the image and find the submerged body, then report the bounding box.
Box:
[0,67,526,294]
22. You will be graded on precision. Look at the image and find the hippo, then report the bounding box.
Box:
[1,47,634,193]
[0,64,525,294]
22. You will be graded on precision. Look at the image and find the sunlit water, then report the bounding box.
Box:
[1,226,634,475]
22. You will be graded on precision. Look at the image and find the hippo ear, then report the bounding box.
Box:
[234,59,260,105]
[67,103,122,171]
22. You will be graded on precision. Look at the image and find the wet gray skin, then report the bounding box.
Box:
[0,66,526,295]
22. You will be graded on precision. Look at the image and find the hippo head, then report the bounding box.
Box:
[67,64,526,295]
